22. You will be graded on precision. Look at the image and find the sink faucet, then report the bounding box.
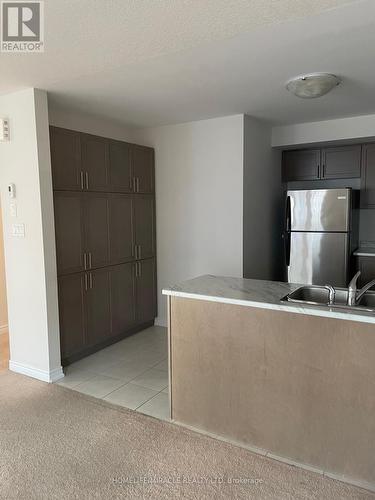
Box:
[324,285,336,305]
[347,271,375,306]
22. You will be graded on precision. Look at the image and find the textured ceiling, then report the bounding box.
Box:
[0,0,371,127]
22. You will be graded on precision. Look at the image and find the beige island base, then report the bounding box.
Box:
[164,276,375,492]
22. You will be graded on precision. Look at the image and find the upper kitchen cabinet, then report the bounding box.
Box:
[108,140,132,193]
[132,145,154,193]
[321,145,361,179]
[282,149,320,182]
[361,143,375,208]
[50,127,82,191]
[81,133,109,191]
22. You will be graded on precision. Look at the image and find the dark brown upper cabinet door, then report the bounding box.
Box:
[58,273,86,360]
[282,149,320,182]
[108,140,132,193]
[84,193,110,270]
[81,134,109,192]
[50,127,82,191]
[132,145,154,193]
[108,194,134,265]
[321,145,361,179]
[110,263,136,337]
[133,195,155,260]
[85,268,111,347]
[54,192,85,276]
[361,144,375,208]
[135,258,157,324]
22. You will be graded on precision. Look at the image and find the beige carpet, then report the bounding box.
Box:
[0,371,373,500]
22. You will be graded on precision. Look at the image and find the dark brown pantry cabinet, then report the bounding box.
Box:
[51,126,157,365]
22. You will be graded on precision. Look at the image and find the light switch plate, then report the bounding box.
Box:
[12,223,25,237]
[0,118,10,142]
[9,202,17,217]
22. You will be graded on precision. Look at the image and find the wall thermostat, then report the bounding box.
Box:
[8,183,16,198]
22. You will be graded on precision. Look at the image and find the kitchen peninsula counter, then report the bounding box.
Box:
[163,275,375,491]
[163,274,375,324]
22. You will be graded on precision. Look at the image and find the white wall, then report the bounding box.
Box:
[243,116,282,281]
[0,88,62,382]
[272,113,375,148]
[0,203,7,334]
[135,115,244,326]
[49,105,139,143]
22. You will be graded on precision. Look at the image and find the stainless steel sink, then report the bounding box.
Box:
[281,285,375,313]
[357,292,375,309]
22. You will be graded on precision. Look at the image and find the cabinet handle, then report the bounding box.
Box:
[84,273,88,291]
[135,262,138,278]
[322,164,325,178]
[85,172,89,190]
[84,252,87,270]
[80,171,84,191]
[138,244,141,259]
[132,177,136,192]
[88,252,92,269]
[138,261,142,277]
[89,272,93,289]
[136,177,140,193]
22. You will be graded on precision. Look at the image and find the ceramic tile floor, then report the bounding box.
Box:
[55,326,170,421]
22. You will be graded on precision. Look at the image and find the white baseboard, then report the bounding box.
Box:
[0,324,8,335]
[155,317,167,328]
[9,360,64,383]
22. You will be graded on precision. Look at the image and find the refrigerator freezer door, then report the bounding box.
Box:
[288,189,351,232]
[287,232,349,287]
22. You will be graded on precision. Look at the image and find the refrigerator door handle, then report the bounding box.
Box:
[285,231,291,267]
[285,195,291,232]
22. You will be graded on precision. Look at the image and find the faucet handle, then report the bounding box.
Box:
[348,270,361,289]
[324,284,335,305]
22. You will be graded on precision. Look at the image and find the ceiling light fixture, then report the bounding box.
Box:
[286,73,341,99]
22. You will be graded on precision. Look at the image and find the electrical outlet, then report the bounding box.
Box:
[12,223,25,238]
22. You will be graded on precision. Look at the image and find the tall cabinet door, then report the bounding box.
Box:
[81,134,109,191]
[361,144,375,208]
[54,192,85,275]
[135,258,157,324]
[85,268,111,347]
[58,273,86,360]
[84,193,110,270]
[109,141,132,193]
[108,194,134,265]
[50,127,82,191]
[132,145,154,193]
[110,263,136,337]
[133,195,155,260]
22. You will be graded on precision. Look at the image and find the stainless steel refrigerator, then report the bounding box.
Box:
[284,188,357,287]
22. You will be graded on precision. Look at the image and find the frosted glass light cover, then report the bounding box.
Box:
[286,73,340,99]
